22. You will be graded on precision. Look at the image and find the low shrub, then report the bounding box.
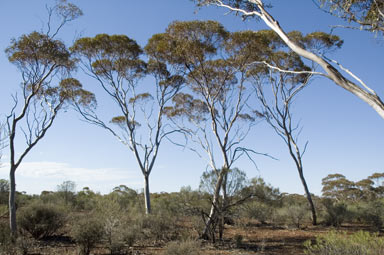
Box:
[242,201,275,224]
[17,202,66,239]
[278,205,309,228]
[322,199,349,227]
[162,240,201,255]
[137,213,178,241]
[0,222,35,255]
[304,231,384,255]
[359,200,384,231]
[71,216,105,255]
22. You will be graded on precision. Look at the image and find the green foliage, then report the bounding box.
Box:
[56,180,76,206]
[93,196,138,254]
[237,177,282,224]
[71,34,146,80]
[74,187,100,211]
[321,173,356,201]
[358,199,384,231]
[318,0,384,35]
[136,212,178,241]
[279,204,309,228]
[322,199,349,227]
[241,201,275,224]
[162,240,202,255]
[0,223,35,255]
[304,231,384,255]
[6,31,73,70]
[199,168,248,198]
[17,202,67,239]
[71,215,105,255]
[275,194,310,228]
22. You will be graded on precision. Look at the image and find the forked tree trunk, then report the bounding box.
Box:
[202,169,226,240]
[144,174,151,214]
[9,167,17,236]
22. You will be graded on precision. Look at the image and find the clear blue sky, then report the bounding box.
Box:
[0,0,383,195]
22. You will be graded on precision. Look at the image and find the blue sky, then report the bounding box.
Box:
[0,0,383,195]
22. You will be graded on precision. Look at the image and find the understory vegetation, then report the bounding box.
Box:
[0,172,383,254]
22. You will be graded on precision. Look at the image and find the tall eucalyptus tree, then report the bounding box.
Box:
[5,1,93,234]
[148,20,270,241]
[71,34,183,214]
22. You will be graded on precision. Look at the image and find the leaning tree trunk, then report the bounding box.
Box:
[297,166,317,225]
[9,166,17,236]
[144,174,151,214]
[288,138,317,225]
[254,2,384,119]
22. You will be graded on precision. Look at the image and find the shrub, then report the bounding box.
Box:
[137,213,178,241]
[0,222,35,255]
[359,200,384,231]
[304,231,384,255]
[17,202,66,239]
[71,216,105,255]
[162,240,201,255]
[242,201,275,224]
[322,199,349,227]
[278,205,309,228]
[233,234,243,248]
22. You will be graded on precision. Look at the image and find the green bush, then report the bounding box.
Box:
[162,240,201,255]
[278,204,309,228]
[17,202,66,239]
[136,213,178,241]
[71,216,105,255]
[242,201,275,224]
[322,199,349,227]
[304,231,384,255]
[359,200,384,231]
[0,222,35,255]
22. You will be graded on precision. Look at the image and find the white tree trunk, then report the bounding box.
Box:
[144,174,151,214]
[255,2,384,119]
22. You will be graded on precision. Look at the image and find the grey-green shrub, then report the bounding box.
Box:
[72,216,104,255]
[322,199,349,227]
[360,199,384,231]
[17,202,66,239]
[279,204,309,228]
[162,240,201,255]
[305,231,384,255]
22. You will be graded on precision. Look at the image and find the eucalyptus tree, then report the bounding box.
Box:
[71,34,183,214]
[4,1,93,234]
[148,20,268,241]
[249,39,316,224]
[316,0,384,35]
[199,167,250,239]
[194,0,384,119]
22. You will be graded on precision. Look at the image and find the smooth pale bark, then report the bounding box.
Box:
[214,0,384,119]
[9,167,16,235]
[144,174,151,214]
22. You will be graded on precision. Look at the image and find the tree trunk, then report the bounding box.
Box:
[9,166,17,236]
[144,174,151,214]
[202,169,225,240]
[255,3,384,119]
[298,167,317,225]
